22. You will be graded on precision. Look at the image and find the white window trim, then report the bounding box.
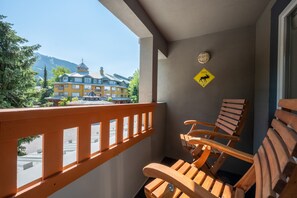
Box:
[277,0,297,104]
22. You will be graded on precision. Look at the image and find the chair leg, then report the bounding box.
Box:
[192,145,211,169]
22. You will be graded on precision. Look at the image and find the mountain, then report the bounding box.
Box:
[32,53,77,79]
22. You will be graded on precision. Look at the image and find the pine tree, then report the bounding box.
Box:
[40,65,53,105]
[42,65,48,88]
[0,15,40,108]
[0,15,40,155]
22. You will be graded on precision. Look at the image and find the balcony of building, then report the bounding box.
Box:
[1,0,297,197]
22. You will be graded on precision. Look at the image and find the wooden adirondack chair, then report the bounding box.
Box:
[144,99,297,198]
[180,99,248,175]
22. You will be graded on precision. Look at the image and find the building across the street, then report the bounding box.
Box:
[49,61,131,104]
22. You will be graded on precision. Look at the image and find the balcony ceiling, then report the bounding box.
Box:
[138,0,271,41]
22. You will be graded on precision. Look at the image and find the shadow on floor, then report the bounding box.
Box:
[135,157,255,198]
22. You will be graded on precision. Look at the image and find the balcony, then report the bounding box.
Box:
[1,0,296,197]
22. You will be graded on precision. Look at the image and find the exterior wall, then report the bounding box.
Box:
[254,0,276,152]
[158,26,255,175]
[49,103,166,198]
[54,83,129,98]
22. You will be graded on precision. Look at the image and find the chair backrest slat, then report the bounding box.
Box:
[275,109,297,134]
[278,99,297,111]
[267,129,294,176]
[254,99,297,197]
[262,137,287,194]
[219,110,241,120]
[217,118,237,131]
[258,146,276,197]
[215,99,248,136]
[254,154,263,198]
[218,114,240,126]
[272,119,297,157]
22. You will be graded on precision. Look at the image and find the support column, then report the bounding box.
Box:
[139,37,158,103]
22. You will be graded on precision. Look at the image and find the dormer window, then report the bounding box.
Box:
[84,77,91,83]
[63,76,68,82]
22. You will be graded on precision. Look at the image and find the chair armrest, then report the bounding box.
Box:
[184,120,216,128]
[143,163,216,198]
[188,130,240,141]
[188,137,253,163]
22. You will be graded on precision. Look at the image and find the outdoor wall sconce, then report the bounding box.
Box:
[197,51,210,64]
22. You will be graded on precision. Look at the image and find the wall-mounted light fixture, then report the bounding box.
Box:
[197,51,210,64]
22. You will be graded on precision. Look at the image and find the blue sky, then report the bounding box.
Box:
[0,0,139,77]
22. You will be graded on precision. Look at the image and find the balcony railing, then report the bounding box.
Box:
[0,103,155,197]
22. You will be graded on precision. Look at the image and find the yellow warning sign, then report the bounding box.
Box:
[194,68,215,88]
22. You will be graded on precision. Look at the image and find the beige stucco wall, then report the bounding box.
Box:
[254,0,276,152]
[157,26,255,175]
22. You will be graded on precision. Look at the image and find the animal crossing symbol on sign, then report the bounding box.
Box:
[194,68,215,88]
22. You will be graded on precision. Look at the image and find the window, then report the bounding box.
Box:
[104,86,110,91]
[111,87,116,91]
[58,85,64,90]
[98,79,102,84]
[285,8,297,98]
[72,85,80,89]
[58,92,64,96]
[84,77,91,84]
[93,79,97,84]
[65,85,69,88]
[84,85,91,90]
[109,81,116,85]
[72,92,80,97]
[63,76,68,82]
[112,94,116,97]
[64,92,68,96]
[95,86,101,91]
[278,3,297,101]
[74,78,82,83]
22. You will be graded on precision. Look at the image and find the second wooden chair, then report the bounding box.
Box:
[180,99,248,175]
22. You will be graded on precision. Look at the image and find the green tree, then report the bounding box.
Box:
[0,15,40,108]
[39,65,53,105]
[42,65,48,88]
[128,69,139,103]
[107,97,113,102]
[52,66,70,82]
[0,15,40,155]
